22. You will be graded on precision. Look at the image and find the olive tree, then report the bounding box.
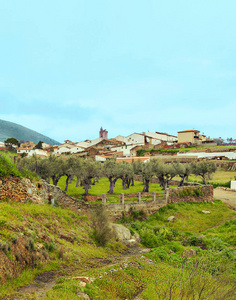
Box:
[173,163,192,186]
[154,161,177,190]
[190,161,217,184]
[119,161,134,190]
[102,159,122,194]
[140,160,156,192]
[81,159,100,196]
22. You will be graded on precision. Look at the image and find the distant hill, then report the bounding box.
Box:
[0,119,60,145]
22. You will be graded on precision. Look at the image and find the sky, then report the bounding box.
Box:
[0,0,235,143]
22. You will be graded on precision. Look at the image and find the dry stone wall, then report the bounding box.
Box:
[40,180,89,213]
[0,176,88,213]
[104,199,167,220]
[166,185,213,204]
[0,177,44,204]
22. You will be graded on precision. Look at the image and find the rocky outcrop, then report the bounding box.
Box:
[111,224,141,247]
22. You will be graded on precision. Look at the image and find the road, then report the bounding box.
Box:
[214,187,236,209]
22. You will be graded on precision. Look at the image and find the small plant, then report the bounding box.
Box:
[90,205,114,246]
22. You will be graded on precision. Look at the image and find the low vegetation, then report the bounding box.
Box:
[0,152,236,299]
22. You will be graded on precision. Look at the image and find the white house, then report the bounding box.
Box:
[146,131,177,143]
[95,155,107,162]
[110,144,138,157]
[125,133,145,145]
[54,146,72,154]
[114,135,126,143]
[75,141,90,148]
[177,151,236,160]
[17,148,48,157]
[70,146,86,154]
[88,138,103,147]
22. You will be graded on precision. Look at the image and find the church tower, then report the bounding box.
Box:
[99,127,108,140]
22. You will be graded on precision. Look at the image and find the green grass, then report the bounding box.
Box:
[56,177,167,204]
[0,201,122,298]
[1,199,236,299]
[142,200,236,234]
[173,170,236,184]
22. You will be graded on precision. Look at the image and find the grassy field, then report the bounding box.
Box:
[56,177,167,203]
[173,169,236,184]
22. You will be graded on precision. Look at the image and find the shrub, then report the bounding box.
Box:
[90,205,114,246]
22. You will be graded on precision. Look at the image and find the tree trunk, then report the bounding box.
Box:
[108,179,116,194]
[76,177,79,187]
[202,175,206,185]
[52,176,59,186]
[142,180,149,192]
[163,180,168,190]
[131,178,134,186]
[92,178,96,185]
[83,184,90,196]
[65,175,71,191]
[69,175,73,184]
[127,178,131,188]
[122,179,127,190]
[178,176,184,187]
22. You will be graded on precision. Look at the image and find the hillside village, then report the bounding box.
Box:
[1,126,235,162]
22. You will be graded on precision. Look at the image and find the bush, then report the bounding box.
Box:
[0,154,22,178]
[90,205,114,246]
[211,181,231,188]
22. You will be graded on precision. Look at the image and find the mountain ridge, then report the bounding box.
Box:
[0,119,60,145]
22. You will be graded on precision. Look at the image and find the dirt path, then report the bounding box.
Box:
[1,247,149,300]
[214,187,236,209]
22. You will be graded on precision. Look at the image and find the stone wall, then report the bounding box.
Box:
[103,199,167,220]
[166,185,213,204]
[0,176,89,213]
[0,177,44,204]
[40,180,89,213]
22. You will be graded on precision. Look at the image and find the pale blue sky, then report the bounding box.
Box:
[0,0,235,143]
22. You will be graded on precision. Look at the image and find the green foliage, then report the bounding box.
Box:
[137,149,146,156]
[4,137,20,147]
[34,141,43,149]
[91,205,114,246]
[211,181,231,188]
[176,186,203,197]
[0,154,22,178]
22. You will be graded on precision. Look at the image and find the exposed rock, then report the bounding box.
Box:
[79,281,87,288]
[167,216,176,222]
[133,231,141,243]
[124,239,137,247]
[183,248,197,258]
[77,291,90,299]
[111,224,131,241]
